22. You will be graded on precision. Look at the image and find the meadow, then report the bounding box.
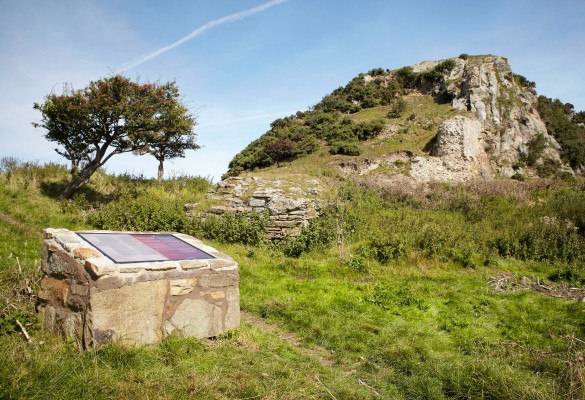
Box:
[0,159,584,399]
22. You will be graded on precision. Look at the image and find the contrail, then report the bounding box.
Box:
[119,0,289,72]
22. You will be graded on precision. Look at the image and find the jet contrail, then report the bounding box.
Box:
[119,0,289,72]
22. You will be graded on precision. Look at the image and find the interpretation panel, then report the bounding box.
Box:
[77,232,216,263]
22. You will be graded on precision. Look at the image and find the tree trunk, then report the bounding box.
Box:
[60,161,101,200]
[157,159,164,183]
[70,162,79,178]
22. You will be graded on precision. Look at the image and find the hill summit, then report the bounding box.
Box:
[200,55,584,238]
[225,54,582,182]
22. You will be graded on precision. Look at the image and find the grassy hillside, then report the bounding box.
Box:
[1,159,584,399]
[224,56,585,181]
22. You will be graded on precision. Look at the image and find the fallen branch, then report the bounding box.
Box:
[15,319,32,343]
[315,375,338,400]
[358,378,381,396]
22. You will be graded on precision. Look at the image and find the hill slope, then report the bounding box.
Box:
[225,55,583,182]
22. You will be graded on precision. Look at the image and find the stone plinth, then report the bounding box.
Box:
[38,229,240,348]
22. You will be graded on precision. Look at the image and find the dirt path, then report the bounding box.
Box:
[0,211,26,229]
[240,311,335,366]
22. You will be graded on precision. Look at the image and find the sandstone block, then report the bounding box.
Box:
[200,290,226,300]
[73,247,101,260]
[170,278,197,296]
[225,287,241,331]
[180,259,210,270]
[170,298,223,338]
[199,271,239,288]
[90,280,167,346]
[248,198,265,207]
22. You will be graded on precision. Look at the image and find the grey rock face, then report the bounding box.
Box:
[410,55,567,181]
[411,116,490,182]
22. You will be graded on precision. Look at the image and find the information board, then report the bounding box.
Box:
[77,233,216,263]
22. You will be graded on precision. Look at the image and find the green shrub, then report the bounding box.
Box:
[277,210,336,258]
[495,222,585,263]
[513,73,536,90]
[367,235,407,263]
[387,98,407,118]
[88,192,184,232]
[525,133,547,166]
[537,96,585,170]
[343,255,369,273]
[394,67,418,89]
[186,211,267,246]
[329,142,362,156]
[415,224,451,258]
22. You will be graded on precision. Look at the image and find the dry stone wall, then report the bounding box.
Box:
[38,228,240,348]
[196,177,324,239]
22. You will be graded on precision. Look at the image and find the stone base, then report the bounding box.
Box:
[38,229,240,348]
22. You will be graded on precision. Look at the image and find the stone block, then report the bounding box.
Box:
[198,271,239,289]
[170,298,223,338]
[39,229,240,348]
[170,278,197,296]
[90,280,167,346]
[248,198,266,207]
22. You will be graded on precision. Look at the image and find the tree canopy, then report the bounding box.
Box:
[33,75,198,199]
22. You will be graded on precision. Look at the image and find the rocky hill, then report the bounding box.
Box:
[197,54,585,238]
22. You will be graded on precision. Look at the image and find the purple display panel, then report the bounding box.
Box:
[77,233,215,263]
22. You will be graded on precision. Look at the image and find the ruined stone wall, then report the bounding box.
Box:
[193,177,324,239]
[38,228,240,348]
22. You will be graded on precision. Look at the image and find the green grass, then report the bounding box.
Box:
[233,243,583,399]
[1,161,584,399]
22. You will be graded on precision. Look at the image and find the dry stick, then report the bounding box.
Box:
[358,378,381,396]
[16,257,22,274]
[15,319,31,343]
[315,375,338,400]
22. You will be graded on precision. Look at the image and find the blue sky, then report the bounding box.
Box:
[1,0,584,181]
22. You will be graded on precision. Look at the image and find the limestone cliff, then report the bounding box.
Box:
[409,55,566,181]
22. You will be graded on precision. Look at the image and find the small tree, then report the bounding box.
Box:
[33,75,197,199]
[137,83,200,182]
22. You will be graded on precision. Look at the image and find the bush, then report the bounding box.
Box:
[186,211,267,246]
[263,137,299,163]
[387,98,407,118]
[329,142,362,156]
[278,211,336,258]
[366,235,407,263]
[513,73,536,90]
[495,222,585,263]
[394,67,418,89]
[537,96,585,170]
[88,192,184,232]
[525,133,547,166]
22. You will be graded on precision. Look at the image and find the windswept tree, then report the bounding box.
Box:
[137,84,200,183]
[33,75,197,199]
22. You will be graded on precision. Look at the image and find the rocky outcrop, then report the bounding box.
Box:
[195,177,324,239]
[408,55,567,180]
[411,116,491,182]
